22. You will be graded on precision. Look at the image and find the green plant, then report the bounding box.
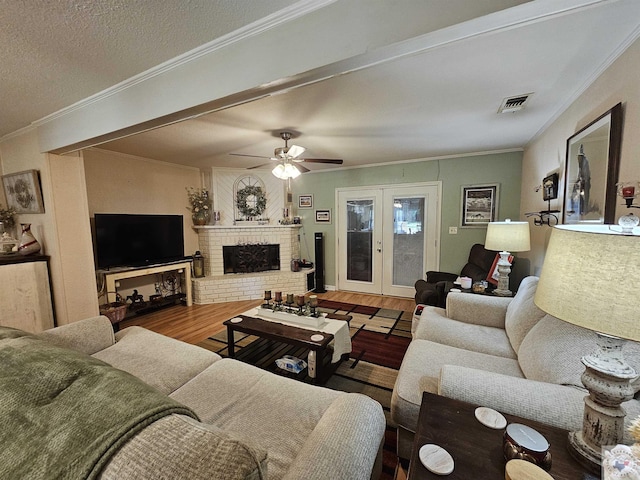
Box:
[0,205,16,229]
[186,187,212,214]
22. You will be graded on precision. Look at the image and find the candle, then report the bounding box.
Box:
[286,293,294,304]
[622,186,636,198]
[264,290,272,300]
[274,291,282,302]
[296,295,306,306]
[309,295,318,308]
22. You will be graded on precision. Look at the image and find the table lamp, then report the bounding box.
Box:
[534,224,640,473]
[484,219,531,296]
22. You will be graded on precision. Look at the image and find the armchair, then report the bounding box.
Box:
[414,243,498,306]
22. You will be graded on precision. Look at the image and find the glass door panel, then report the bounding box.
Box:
[346,199,374,282]
[392,197,425,287]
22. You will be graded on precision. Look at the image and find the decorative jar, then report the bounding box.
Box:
[17,223,41,255]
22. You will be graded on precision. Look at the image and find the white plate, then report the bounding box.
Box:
[229,317,243,323]
[310,334,324,342]
[474,406,507,429]
[419,444,454,475]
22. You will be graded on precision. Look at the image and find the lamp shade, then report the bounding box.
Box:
[534,225,640,342]
[484,220,531,252]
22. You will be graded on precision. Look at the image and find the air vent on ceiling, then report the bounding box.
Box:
[498,93,533,113]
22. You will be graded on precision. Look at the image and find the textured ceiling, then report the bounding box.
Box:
[0,0,296,135]
[3,0,640,174]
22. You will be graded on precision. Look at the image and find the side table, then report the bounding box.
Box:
[408,392,593,480]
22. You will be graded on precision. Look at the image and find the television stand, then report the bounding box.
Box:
[101,260,193,307]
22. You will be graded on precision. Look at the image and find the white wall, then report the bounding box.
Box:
[521,37,640,274]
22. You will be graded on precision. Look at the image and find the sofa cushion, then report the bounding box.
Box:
[417,310,516,359]
[100,414,267,480]
[518,315,640,390]
[171,358,345,480]
[504,276,546,353]
[93,326,220,395]
[390,339,523,434]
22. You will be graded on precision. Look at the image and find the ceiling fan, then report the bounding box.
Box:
[230,131,343,178]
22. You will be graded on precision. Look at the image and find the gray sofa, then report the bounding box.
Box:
[17,316,385,479]
[391,276,640,460]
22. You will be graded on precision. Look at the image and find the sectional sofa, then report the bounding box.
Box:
[392,276,640,460]
[1,316,386,479]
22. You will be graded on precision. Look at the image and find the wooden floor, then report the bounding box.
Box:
[118,291,416,345]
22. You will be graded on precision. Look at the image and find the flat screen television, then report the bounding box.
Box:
[94,213,185,269]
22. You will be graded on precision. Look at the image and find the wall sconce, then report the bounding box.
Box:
[616,181,640,208]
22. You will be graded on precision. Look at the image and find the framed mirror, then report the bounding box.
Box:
[562,103,622,224]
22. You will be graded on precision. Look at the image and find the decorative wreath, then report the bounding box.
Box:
[236,185,267,217]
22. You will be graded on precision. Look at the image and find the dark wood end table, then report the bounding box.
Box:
[408,392,593,480]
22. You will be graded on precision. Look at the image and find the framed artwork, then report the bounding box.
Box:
[315,209,331,224]
[460,184,499,227]
[298,194,313,209]
[2,169,45,214]
[542,173,559,201]
[562,103,622,224]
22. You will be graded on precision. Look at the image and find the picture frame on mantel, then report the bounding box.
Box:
[562,103,622,225]
[2,169,45,214]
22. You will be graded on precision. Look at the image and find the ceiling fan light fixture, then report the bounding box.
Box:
[272,162,301,180]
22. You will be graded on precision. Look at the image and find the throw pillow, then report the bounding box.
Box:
[504,276,546,353]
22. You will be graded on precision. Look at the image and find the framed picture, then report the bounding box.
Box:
[298,194,313,209]
[315,209,331,224]
[562,103,622,224]
[542,173,559,201]
[2,169,45,214]
[460,184,499,227]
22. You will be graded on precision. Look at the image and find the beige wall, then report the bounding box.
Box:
[0,131,99,324]
[84,148,203,259]
[521,37,640,275]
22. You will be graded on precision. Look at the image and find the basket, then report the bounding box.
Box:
[99,293,128,324]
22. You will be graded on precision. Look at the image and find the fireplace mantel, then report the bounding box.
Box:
[193,224,302,230]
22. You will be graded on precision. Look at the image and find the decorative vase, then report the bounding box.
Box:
[18,223,41,255]
[192,210,211,226]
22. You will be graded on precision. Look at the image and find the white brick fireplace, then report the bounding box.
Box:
[192,225,313,304]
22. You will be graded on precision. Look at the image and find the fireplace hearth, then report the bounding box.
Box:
[223,244,280,274]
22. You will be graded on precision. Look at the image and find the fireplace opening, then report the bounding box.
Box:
[223,244,280,274]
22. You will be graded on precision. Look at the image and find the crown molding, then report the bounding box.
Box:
[32,0,337,127]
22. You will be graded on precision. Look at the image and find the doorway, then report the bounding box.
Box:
[336,183,440,297]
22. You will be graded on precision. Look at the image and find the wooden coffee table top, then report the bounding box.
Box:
[223,315,334,349]
[408,392,590,480]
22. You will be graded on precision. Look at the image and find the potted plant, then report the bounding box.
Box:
[186,187,213,226]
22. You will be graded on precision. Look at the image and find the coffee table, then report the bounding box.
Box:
[408,392,591,479]
[224,314,345,384]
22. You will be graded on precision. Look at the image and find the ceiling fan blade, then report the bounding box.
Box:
[247,163,272,169]
[287,144,305,158]
[296,164,310,173]
[300,158,344,164]
[230,153,271,159]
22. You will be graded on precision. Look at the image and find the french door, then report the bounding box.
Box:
[336,183,440,297]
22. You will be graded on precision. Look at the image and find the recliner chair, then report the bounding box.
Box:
[414,243,498,307]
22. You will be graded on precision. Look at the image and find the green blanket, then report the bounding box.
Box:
[0,326,198,480]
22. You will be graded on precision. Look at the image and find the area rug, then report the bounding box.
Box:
[197,300,413,480]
